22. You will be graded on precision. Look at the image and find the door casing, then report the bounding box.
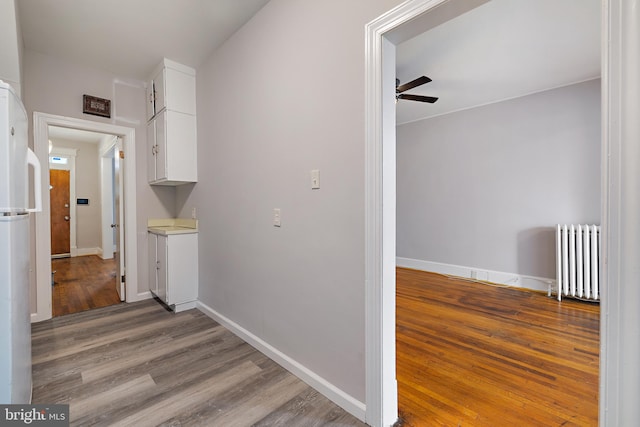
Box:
[365,0,639,426]
[32,113,138,322]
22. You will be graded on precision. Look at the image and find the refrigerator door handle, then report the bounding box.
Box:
[26,148,42,213]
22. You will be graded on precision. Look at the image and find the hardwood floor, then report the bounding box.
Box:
[396,268,600,426]
[39,263,599,425]
[51,255,121,317]
[31,299,367,427]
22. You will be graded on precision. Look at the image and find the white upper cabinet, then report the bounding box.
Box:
[146,59,197,185]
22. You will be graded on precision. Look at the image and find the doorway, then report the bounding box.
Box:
[48,127,124,316]
[32,113,138,323]
[365,1,639,426]
[394,2,601,423]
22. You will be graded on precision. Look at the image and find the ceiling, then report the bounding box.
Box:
[18,1,600,126]
[49,126,108,144]
[18,0,270,81]
[396,0,601,124]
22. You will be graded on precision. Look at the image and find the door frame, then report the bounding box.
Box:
[32,113,138,322]
[364,0,640,426]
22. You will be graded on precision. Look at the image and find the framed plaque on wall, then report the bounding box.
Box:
[83,94,111,118]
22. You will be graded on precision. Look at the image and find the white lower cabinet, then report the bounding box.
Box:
[148,231,198,312]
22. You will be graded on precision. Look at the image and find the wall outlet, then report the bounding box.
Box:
[273,208,281,227]
[191,207,197,219]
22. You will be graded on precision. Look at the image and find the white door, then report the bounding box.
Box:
[114,138,125,301]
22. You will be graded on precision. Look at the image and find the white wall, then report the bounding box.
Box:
[23,50,176,299]
[176,0,404,406]
[397,79,601,281]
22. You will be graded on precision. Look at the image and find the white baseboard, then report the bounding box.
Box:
[99,248,114,260]
[74,247,101,257]
[396,257,555,293]
[127,290,152,303]
[196,301,367,422]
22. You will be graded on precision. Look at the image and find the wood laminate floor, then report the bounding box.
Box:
[51,255,122,317]
[396,268,600,426]
[31,299,367,427]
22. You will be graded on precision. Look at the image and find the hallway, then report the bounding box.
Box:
[51,255,121,316]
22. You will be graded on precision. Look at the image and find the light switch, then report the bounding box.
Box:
[273,208,281,227]
[310,169,320,189]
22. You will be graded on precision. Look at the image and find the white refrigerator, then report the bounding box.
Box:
[0,80,41,403]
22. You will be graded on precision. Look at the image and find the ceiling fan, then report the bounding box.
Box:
[396,76,438,103]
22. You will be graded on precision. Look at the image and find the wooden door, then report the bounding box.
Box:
[50,169,70,256]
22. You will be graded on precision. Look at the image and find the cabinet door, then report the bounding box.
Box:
[164,110,197,182]
[165,233,198,306]
[164,67,196,115]
[146,120,156,183]
[147,233,158,295]
[156,234,168,303]
[154,111,167,181]
[145,80,155,121]
[153,68,166,114]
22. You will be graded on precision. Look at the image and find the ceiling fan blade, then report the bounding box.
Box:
[396,76,432,93]
[398,94,439,103]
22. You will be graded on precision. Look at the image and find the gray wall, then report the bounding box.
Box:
[176,0,403,403]
[397,79,601,279]
[51,139,101,251]
[23,50,176,298]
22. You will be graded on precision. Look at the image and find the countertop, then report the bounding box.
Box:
[147,218,198,235]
